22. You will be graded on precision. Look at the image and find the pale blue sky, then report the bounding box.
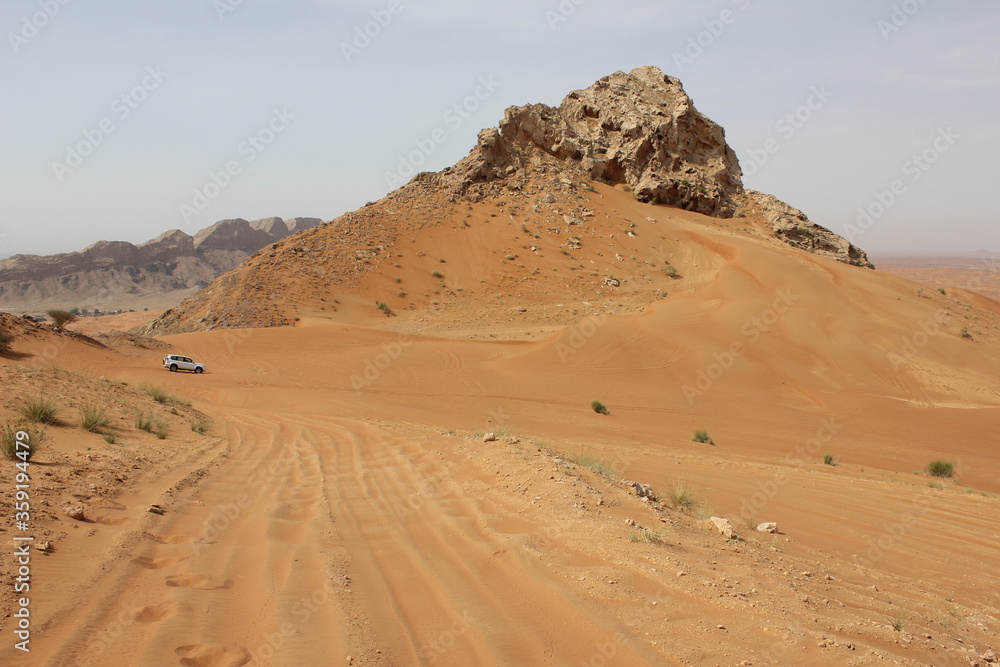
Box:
[1,0,997,258]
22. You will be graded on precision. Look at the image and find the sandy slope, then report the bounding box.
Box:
[2,190,999,666]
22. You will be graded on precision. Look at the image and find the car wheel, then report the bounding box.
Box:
[169,364,178,372]
[195,367,204,374]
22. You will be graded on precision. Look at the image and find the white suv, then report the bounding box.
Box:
[163,354,206,374]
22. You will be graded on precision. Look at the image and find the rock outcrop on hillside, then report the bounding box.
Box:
[142,66,875,335]
[427,66,871,268]
[0,217,322,312]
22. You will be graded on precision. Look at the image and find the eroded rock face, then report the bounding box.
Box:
[0,217,324,310]
[436,66,871,268]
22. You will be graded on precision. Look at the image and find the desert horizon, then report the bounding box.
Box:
[3,3,999,666]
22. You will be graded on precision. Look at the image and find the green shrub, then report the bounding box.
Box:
[1,423,43,460]
[630,527,671,544]
[591,400,610,415]
[141,385,169,404]
[432,270,444,279]
[46,309,77,328]
[81,405,111,433]
[375,301,395,317]
[190,416,210,434]
[139,385,190,407]
[692,430,714,445]
[668,479,697,511]
[823,454,838,466]
[564,449,616,478]
[0,329,13,354]
[135,411,167,437]
[661,265,678,278]
[103,433,117,444]
[925,460,955,478]
[18,395,59,425]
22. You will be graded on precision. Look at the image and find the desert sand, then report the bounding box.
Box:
[1,181,998,666]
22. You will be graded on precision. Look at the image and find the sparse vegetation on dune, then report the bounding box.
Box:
[135,411,168,439]
[563,449,617,478]
[591,400,610,415]
[667,479,697,511]
[141,385,190,407]
[1,422,43,460]
[81,405,111,433]
[46,309,77,328]
[692,430,714,445]
[18,395,59,425]
[0,329,13,354]
[190,416,210,434]
[925,459,955,478]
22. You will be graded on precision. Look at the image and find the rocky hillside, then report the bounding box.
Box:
[430,66,870,267]
[0,217,322,314]
[142,66,873,335]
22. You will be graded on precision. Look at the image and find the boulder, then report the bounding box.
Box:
[632,482,657,501]
[757,522,779,534]
[710,517,735,540]
[63,506,85,521]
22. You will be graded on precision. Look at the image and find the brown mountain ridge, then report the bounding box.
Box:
[0,216,322,316]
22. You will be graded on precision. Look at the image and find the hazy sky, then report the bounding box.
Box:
[2,0,997,259]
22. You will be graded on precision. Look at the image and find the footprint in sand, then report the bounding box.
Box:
[175,643,251,667]
[135,601,179,623]
[131,555,181,570]
[165,574,234,590]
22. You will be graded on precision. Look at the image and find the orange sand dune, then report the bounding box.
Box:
[2,189,999,666]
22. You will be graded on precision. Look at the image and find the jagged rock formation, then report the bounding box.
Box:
[426,65,871,268]
[0,217,322,313]
[142,66,875,335]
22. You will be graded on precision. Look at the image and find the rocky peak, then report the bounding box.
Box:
[432,66,871,268]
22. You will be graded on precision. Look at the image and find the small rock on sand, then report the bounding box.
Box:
[63,506,85,521]
[710,517,735,540]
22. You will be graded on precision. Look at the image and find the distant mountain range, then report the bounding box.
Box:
[0,216,323,315]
